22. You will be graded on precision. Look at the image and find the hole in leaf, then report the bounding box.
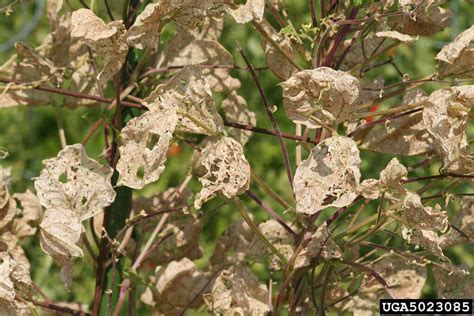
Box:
[81,196,87,205]
[136,166,145,180]
[146,134,161,150]
[58,172,68,183]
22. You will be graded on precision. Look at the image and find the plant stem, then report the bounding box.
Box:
[238,46,294,190]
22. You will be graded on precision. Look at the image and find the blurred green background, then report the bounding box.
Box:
[1,0,473,314]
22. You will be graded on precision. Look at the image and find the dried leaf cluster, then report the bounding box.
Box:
[1,0,473,315]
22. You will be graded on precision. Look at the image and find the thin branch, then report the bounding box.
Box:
[245,190,297,239]
[238,47,294,190]
[0,77,145,109]
[224,121,319,144]
[403,173,474,184]
[322,7,358,67]
[140,63,268,79]
[309,0,318,27]
[16,296,90,316]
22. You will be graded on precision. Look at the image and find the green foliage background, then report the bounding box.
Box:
[1,0,473,314]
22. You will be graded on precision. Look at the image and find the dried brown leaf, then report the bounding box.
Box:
[401,227,446,258]
[294,223,341,269]
[441,197,474,247]
[192,137,250,209]
[12,190,41,238]
[401,192,448,231]
[203,265,270,315]
[436,25,474,78]
[294,136,361,215]
[71,9,128,84]
[147,66,224,135]
[282,67,360,128]
[422,86,474,173]
[34,144,116,221]
[259,20,298,80]
[148,258,209,313]
[158,40,240,92]
[375,31,417,43]
[34,144,115,287]
[210,220,254,267]
[359,89,433,156]
[433,265,473,299]
[396,5,452,36]
[222,91,256,145]
[248,219,294,269]
[117,104,178,189]
[228,0,265,24]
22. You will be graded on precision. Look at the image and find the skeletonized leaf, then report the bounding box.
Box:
[396,4,452,36]
[228,0,265,23]
[341,255,426,314]
[39,208,83,288]
[358,158,408,200]
[434,266,473,299]
[12,190,41,238]
[117,104,178,189]
[147,66,224,135]
[282,67,360,128]
[34,144,116,221]
[148,258,209,313]
[248,219,294,269]
[210,220,254,267]
[0,252,30,315]
[401,192,448,231]
[441,197,474,247]
[34,144,115,287]
[422,86,474,174]
[15,42,63,84]
[402,227,446,258]
[436,25,474,78]
[359,89,433,156]
[203,265,270,315]
[192,137,250,209]
[259,20,298,80]
[126,2,167,49]
[375,31,417,43]
[222,91,256,145]
[158,40,240,92]
[71,9,128,84]
[294,136,361,215]
[294,222,341,269]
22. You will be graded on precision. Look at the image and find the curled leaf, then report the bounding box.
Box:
[192,137,250,209]
[222,91,256,145]
[294,136,361,215]
[34,144,115,287]
[358,158,408,200]
[282,67,360,128]
[436,25,474,78]
[375,31,417,43]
